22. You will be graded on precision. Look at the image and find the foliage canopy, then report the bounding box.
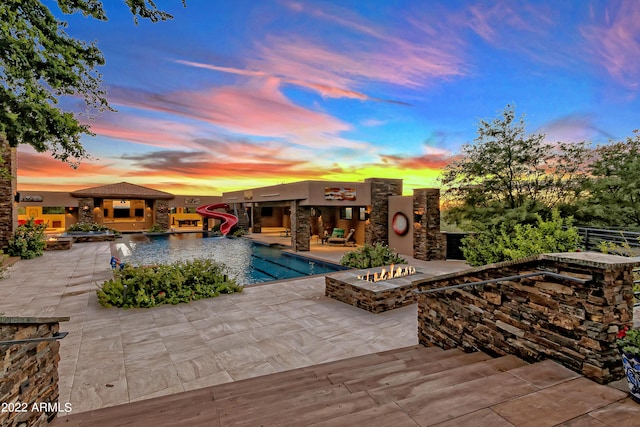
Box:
[441,105,590,229]
[0,0,183,165]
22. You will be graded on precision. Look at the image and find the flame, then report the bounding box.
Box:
[357,265,416,282]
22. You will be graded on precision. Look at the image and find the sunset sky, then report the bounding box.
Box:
[17,0,640,196]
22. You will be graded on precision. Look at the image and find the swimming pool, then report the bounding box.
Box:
[115,233,346,285]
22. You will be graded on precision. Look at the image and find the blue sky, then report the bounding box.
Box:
[17,0,640,195]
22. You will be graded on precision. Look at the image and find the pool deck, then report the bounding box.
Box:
[0,233,469,415]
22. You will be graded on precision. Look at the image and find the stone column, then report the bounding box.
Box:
[365,178,402,246]
[413,188,445,260]
[78,198,94,223]
[291,200,310,251]
[0,139,17,249]
[252,205,262,233]
[154,200,170,230]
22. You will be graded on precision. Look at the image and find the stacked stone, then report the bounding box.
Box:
[416,253,637,384]
[77,198,94,223]
[291,201,310,252]
[325,266,426,313]
[0,317,69,427]
[364,178,402,246]
[413,188,445,261]
[251,206,262,233]
[44,238,73,251]
[153,200,170,230]
[0,139,17,250]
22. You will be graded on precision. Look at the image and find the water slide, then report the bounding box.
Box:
[196,203,238,236]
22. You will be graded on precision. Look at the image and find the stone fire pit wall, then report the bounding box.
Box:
[325,266,428,313]
[415,252,638,384]
[0,316,69,427]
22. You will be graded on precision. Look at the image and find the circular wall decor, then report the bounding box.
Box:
[392,212,409,236]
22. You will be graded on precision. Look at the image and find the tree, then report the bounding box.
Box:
[441,105,590,229]
[0,0,184,165]
[576,131,640,228]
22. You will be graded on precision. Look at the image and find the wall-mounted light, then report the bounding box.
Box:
[82,205,90,211]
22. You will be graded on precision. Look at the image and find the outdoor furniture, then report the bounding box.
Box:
[177,219,200,227]
[279,229,291,237]
[328,228,355,246]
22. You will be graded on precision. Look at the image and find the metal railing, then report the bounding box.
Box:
[0,331,68,346]
[415,271,591,295]
[577,226,640,253]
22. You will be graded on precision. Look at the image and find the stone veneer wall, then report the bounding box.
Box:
[0,316,69,427]
[0,139,17,249]
[153,200,170,230]
[291,201,310,251]
[325,266,428,313]
[252,206,262,233]
[413,188,445,261]
[416,252,637,384]
[77,198,94,224]
[365,178,402,246]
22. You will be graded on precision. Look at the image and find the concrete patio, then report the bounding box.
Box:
[0,235,468,415]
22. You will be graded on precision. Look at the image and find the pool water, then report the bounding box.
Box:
[115,233,345,285]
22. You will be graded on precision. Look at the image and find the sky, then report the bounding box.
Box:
[16,0,640,196]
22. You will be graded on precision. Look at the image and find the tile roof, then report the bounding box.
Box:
[70,182,175,199]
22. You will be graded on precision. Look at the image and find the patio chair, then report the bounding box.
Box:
[328,228,356,246]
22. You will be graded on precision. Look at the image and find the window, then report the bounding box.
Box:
[18,207,26,215]
[339,207,353,220]
[184,207,197,214]
[113,209,130,218]
[134,208,144,217]
[43,206,65,214]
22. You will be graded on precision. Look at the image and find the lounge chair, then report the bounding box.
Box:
[328,228,356,246]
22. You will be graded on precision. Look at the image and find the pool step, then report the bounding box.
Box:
[52,345,634,426]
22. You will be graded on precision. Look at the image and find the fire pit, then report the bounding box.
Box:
[357,264,416,282]
[325,264,427,313]
[45,237,73,251]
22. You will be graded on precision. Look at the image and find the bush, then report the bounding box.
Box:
[148,223,165,233]
[461,210,580,266]
[68,222,110,232]
[7,218,46,259]
[340,243,406,268]
[96,258,243,308]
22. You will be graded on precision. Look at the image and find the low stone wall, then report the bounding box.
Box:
[44,238,73,251]
[65,233,116,243]
[0,316,69,427]
[416,252,638,384]
[325,266,428,313]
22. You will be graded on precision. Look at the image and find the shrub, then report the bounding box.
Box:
[148,223,165,233]
[7,218,46,259]
[461,210,580,266]
[96,258,243,308]
[68,222,110,232]
[340,243,406,268]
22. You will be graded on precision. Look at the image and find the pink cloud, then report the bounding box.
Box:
[108,79,363,149]
[581,0,640,91]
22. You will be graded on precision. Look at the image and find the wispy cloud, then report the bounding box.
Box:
[581,0,640,91]
[538,113,616,143]
[107,79,363,149]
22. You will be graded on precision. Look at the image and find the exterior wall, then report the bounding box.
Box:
[0,139,17,249]
[413,188,445,261]
[154,200,170,230]
[0,316,69,427]
[78,198,94,223]
[365,178,402,246]
[416,252,638,384]
[388,196,413,256]
[291,201,310,251]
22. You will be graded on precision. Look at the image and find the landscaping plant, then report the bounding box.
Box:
[97,258,243,308]
[340,243,406,269]
[7,218,46,259]
[461,210,581,266]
